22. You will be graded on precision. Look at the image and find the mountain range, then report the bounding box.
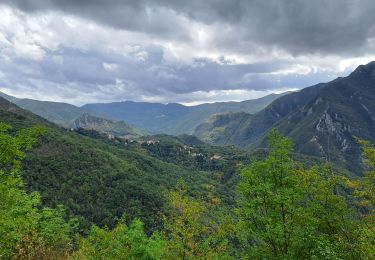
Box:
[194,61,375,175]
[1,61,375,237]
[82,93,286,134]
[0,91,285,135]
[1,62,374,176]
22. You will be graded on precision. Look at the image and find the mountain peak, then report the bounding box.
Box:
[349,61,375,78]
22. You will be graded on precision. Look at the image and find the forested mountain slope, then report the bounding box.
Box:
[194,112,252,145]
[166,93,286,134]
[0,92,85,127]
[194,62,375,175]
[0,97,240,233]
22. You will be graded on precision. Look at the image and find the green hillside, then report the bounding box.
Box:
[0,92,85,127]
[0,97,240,233]
[194,112,252,145]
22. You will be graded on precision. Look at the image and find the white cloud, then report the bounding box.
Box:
[103,62,118,72]
[0,4,374,105]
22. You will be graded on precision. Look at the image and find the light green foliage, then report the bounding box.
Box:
[0,123,74,259]
[0,123,44,170]
[347,140,375,258]
[73,218,165,260]
[163,181,230,259]
[236,129,359,259]
[237,129,302,258]
[296,164,357,259]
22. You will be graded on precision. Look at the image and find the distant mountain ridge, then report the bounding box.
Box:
[82,93,287,134]
[0,91,285,135]
[167,93,286,134]
[0,93,84,127]
[195,61,375,175]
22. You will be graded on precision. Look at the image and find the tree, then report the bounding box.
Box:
[73,217,165,259]
[163,181,230,259]
[236,129,357,259]
[0,123,75,259]
[347,140,375,258]
[236,129,302,258]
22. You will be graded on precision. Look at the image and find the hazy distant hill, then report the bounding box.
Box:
[83,93,286,134]
[0,93,144,137]
[83,101,192,133]
[195,84,323,147]
[0,91,284,135]
[167,93,287,134]
[0,92,84,127]
[194,112,252,145]
[194,62,375,175]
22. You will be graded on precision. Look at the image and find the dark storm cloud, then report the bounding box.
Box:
[0,1,373,105]
[0,43,331,103]
[0,0,189,40]
[3,0,375,55]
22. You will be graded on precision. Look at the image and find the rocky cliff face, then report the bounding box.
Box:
[73,113,143,138]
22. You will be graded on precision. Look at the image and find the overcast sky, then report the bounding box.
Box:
[0,0,375,105]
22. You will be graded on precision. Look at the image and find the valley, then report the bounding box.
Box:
[1,1,375,256]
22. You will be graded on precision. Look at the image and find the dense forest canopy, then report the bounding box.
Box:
[1,122,374,259]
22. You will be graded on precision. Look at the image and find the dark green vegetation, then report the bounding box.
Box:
[0,96,243,234]
[1,120,374,258]
[195,62,375,175]
[0,122,75,259]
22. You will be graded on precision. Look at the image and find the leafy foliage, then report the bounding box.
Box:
[74,218,165,259]
[346,139,375,257]
[0,123,75,259]
[163,181,230,259]
[236,129,367,259]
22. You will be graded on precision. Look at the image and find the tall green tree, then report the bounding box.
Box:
[236,129,357,259]
[236,129,302,258]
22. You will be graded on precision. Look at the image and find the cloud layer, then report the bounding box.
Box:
[0,1,375,105]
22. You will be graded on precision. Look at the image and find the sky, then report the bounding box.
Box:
[0,0,375,106]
